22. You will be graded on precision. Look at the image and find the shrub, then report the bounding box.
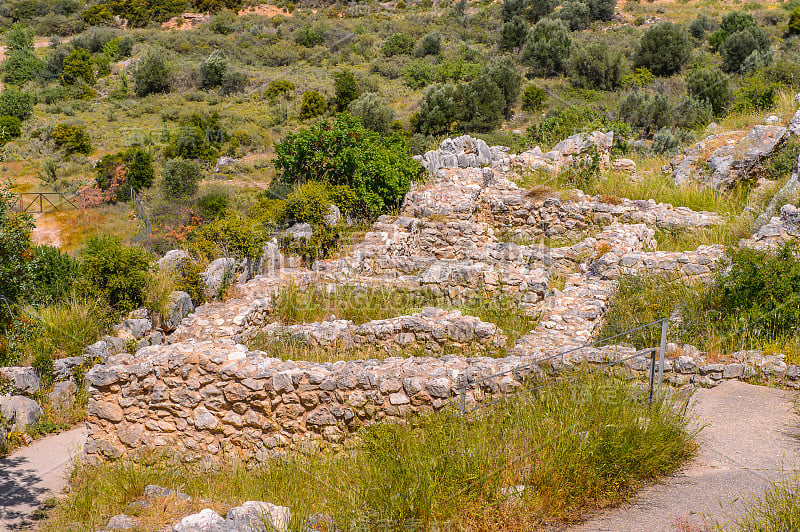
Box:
[633,22,691,77]
[381,33,415,57]
[521,18,572,76]
[731,76,781,112]
[95,148,154,199]
[674,96,714,129]
[126,148,155,191]
[333,69,360,112]
[284,181,333,226]
[686,67,730,116]
[27,245,78,307]
[416,82,459,136]
[295,25,324,47]
[51,123,92,155]
[586,0,615,21]
[198,191,229,219]
[568,43,626,91]
[523,0,557,23]
[132,49,172,97]
[161,158,201,199]
[164,112,228,162]
[0,116,21,145]
[484,58,522,118]
[527,106,632,148]
[81,3,113,25]
[348,92,395,134]
[266,79,295,100]
[789,7,800,36]
[618,91,672,134]
[275,113,423,217]
[414,31,441,57]
[689,13,713,40]
[459,74,506,132]
[199,50,228,90]
[0,88,35,121]
[652,128,679,154]
[0,184,35,328]
[77,235,152,315]
[557,1,591,31]
[521,84,547,113]
[61,47,95,85]
[500,16,528,51]
[2,43,42,85]
[189,213,265,261]
[720,29,765,73]
[299,90,328,119]
[4,23,34,52]
[401,60,438,89]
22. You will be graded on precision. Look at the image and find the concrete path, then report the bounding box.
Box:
[572,380,800,532]
[0,426,86,531]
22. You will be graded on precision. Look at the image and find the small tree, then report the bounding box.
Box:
[500,16,528,51]
[687,67,730,116]
[484,58,522,118]
[126,148,155,191]
[0,89,35,121]
[568,43,626,91]
[689,14,713,40]
[0,116,21,145]
[557,1,591,31]
[720,29,766,73]
[524,0,557,23]
[633,22,691,77]
[348,93,395,134]
[51,124,92,155]
[62,48,95,85]
[199,50,228,90]
[521,18,572,76]
[132,49,172,97]
[417,83,460,136]
[414,32,442,57]
[1,22,40,85]
[0,184,35,328]
[789,8,800,36]
[333,69,360,112]
[521,84,547,112]
[586,0,616,21]
[162,158,201,199]
[299,90,328,119]
[459,75,506,132]
[381,34,415,57]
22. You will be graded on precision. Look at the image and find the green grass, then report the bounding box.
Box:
[731,476,800,532]
[39,372,695,532]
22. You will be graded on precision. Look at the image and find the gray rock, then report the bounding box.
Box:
[204,258,237,297]
[0,395,42,430]
[102,336,127,356]
[162,291,195,333]
[260,238,284,274]
[53,356,85,381]
[48,380,77,410]
[84,340,110,363]
[173,509,225,532]
[723,363,744,379]
[0,367,39,395]
[789,106,800,136]
[781,203,800,234]
[193,407,219,430]
[88,399,123,423]
[107,514,139,530]
[283,223,314,240]
[763,115,781,125]
[144,484,191,501]
[158,249,189,271]
[117,319,152,341]
[224,501,291,532]
[707,125,788,190]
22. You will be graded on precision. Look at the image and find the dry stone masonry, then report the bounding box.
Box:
[83,126,800,461]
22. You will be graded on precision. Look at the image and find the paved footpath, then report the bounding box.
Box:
[0,426,86,531]
[572,380,800,531]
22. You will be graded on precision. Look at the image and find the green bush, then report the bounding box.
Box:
[688,13,713,40]
[401,60,439,89]
[500,16,528,51]
[295,25,324,47]
[198,191,229,219]
[521,18,572,76]
[81,4,114,25]
[51,123,92,155]
[414,31,441,57]
[199,50,228,90]
[618,91,672,134]
[97,148,155,199]
[275,113,423,217]
[161,158,201,199]
[0,185,35,328]
[720,29,768,73]
[27,245,78,307]
[789,7,800,36]
[686,67,730,116]
[132,49,172,97]
[333,69,360,112]
[526,106,632,149]
[284,181,333,226]
[0,88,35,121]
[348,92,395,134]
[0,116,22,145]
[633,22,691,77]
[77,235,152,315]
[2,48,43,85]
[568,43,627,91]
[299,90,328,119]
[459,74,506,132]
[652,128,679,154]
[164,112,228,162]
[587,0,615,21]
[521,84,547,113]
[674,96,714,129]
[557,1,591,31]
[381,33,415,57]
[731,76,781,112]
[416,82,459,136]
[62,47,95,85]
[265,79,295,100]
[189,212,265,261]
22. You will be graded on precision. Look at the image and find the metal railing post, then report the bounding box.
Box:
[657,317,668,397]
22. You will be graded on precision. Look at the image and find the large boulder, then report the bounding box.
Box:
[224,501,291,532]
[47,380,77,410]
[161,291,195,333]
[116,319,152,341]
[0,367,39,395]
[283,222,314,241]
[203,258,236,297]
[173,509,225,532]
[158,249,189,271]
[0,395,42,430]
[418,135,503,173]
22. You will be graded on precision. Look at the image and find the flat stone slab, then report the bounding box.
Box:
[0,426,86,531]
[570,380,800,531]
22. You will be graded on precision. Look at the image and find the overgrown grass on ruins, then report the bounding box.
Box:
[601,242,800,361]
[39,373,695,531]
[730,476,800,532]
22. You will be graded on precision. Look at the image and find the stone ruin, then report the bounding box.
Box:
[57,129,800,461]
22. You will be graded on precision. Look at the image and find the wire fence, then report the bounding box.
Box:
[458,317,670,417]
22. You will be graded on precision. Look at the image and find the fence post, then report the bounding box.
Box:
[657,317,668,396]
[648,348,657,405]
[459,382,466,417]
